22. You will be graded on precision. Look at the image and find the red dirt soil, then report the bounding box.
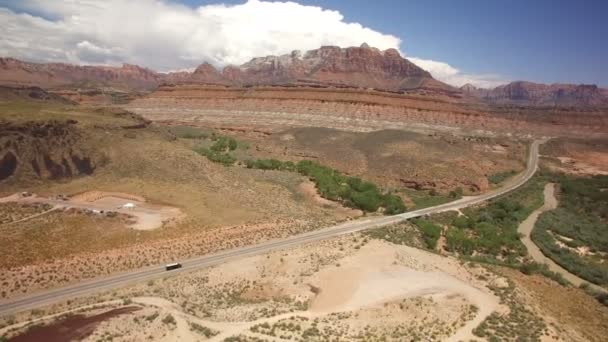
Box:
[9,306,141,342]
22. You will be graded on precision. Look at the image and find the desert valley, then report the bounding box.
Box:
[0,22,607,342]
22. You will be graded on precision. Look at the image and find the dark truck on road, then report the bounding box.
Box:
[165,263,182,271]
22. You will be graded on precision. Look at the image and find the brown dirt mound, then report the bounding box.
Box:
[0,120,103,183]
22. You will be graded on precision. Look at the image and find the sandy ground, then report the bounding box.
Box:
[0,191,182,230]
[2,237,503,341]
[555,156,608,175]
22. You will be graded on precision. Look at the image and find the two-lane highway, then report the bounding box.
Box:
[0,140,543,316]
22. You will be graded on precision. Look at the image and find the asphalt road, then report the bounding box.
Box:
[0,140,542,317]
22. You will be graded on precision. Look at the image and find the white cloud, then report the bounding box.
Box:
[0,0,505,88]
[0,0,400,70]
[409,57,506,88]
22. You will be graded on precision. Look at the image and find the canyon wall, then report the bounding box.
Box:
[127,85,607,137]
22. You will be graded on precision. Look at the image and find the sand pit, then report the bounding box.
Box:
[308,240,500,341]
[86,196,183,230]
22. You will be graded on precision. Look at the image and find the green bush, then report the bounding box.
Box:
[444,176,545,260]
[446,228,475,255]
[194,147,236,166]
[452,215,473,229]
[413,219,442,250]
[351,190,382,212]
[209,136,238,152]
[488,170,517,184]
[383,193,407,215]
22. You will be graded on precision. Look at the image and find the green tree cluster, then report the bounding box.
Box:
[210,136,238,152]
[444,182,543,260]
[244,159,407,214]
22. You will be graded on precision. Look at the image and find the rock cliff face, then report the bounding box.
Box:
[461,81,608,107]
[195,44,452,92]
[0,44,452,93]
[0,57,161,90]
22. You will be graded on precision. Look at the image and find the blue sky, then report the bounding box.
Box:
[1,0,606,87]
[181,0,608,86]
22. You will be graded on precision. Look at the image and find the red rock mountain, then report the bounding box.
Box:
[0,44,452,93]
[178,44,453,92]
[0,57,161,90]
[461,81,608,107]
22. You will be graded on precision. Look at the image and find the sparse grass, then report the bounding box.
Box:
[402,188,457,209]
[474,279,547,340]
[580,283,608,307]
[363,222,425,248]
[169,125,211,139]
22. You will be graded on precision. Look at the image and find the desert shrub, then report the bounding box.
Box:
[452,215,473,229]
[194,147,236,166]
[488,170,517,184]
[351,190,382,212]
[245,158,294,171]
[209,136,237,152]
[364,223,424,248]
[413,219,442,250]
[532,174,608,285]
[449,187,464,198]
[443,176,546,260]
[242,158,407,214]
[446,228,475,255]
[190,322,217,337]
[162,314,176,325]
[383,193,407,215]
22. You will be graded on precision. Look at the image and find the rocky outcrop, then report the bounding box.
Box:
[0,85,75,104]
[0,120,103,183]
[461,81,608,107]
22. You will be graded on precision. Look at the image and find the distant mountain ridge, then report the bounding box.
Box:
[3,48,607,107]
[0,57,160,90]
[0,44,453,93]
[461,81,608,107]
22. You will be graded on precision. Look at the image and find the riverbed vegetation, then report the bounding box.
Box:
[532,174,608,285]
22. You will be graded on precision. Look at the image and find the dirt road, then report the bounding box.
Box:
[518,183,604,291]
